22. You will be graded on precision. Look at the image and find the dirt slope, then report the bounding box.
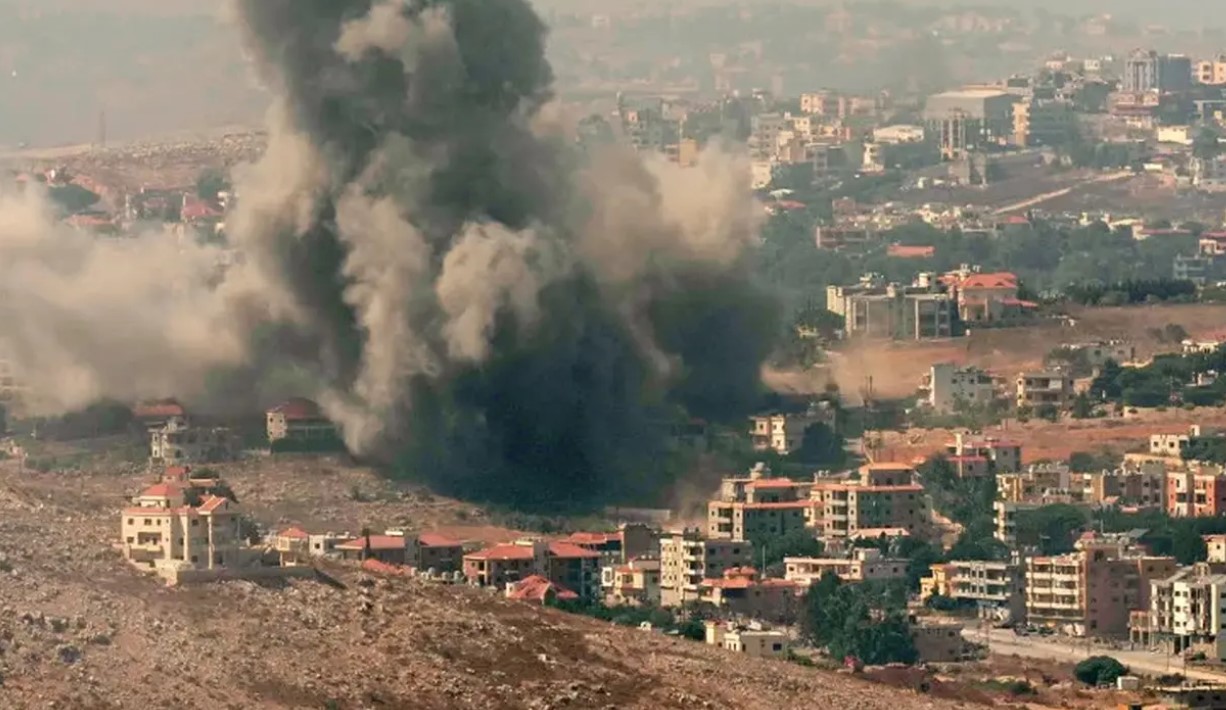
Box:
[0,459,967,710]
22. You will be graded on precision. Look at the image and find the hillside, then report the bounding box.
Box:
[0,456,970,710]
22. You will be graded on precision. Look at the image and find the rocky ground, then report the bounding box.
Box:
[0,455,982,710]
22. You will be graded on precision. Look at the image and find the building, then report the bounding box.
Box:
[602,557,661,606]
[265,398,340,448]
[560,523,658,567]
[947,433,1023,475]
[418,532,464,573]
[1196,55,1226,86]
[747,412,819,455]
[783,548,909,585]
[825,278,956,341]
[149,417,235,466]
[1142,563,1226,651]
[1166,469,1226,518]
[1207,535,1226,563]
[705,621,790,658]
[659,530,754,607]
[912,621,974,662]
[506,575,579,605]
[1016,370,1074,409]
[1124,50,1193,93]
[1191,155,1226,192]
[463,540,602,601]
[334,531,419,566]
[707,463,815,541]
[1061,340,1136,368]
[1151,425,1213,459]
[810,464,928,541]
[920,559,1024,620]
[923,363,996,414]
[120,469,262,585]
[923,88,1015,158]
[1012,99,1075,147]
[938,267,1034,324]
[993,500,1042,545]
[696,567,802,623]
[132,398,188,431]
[1024,532,1176,637]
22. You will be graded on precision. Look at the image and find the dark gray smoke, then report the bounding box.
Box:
[221,0,779,507]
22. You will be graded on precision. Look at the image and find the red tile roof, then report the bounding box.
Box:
[887,244,936,259]
[562,531,621,546]
[548,541,602,559]
[163,466,192,481]
[959,272,1018,290]
[741,501,813,510]
[197,495,231,513]
[746,478,804,489]
[418,533,463,548]
[181,197,223,222]
[335,535,410,552]
[465,543,537,561]
[279,527,310,540]
[267,397,325,421]
[139,482,183,498]
[506,575,578,603]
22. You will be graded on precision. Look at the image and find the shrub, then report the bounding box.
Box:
[1074,655,1127,686]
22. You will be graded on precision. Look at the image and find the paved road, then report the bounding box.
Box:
[962,627,1226,683]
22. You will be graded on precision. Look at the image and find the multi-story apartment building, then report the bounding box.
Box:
[1124,50,1193,94]
[1196,55,1226,86]
[1024,532,1176,637]
[463,540,603,601]
[922,88,1015,158]
[1166,469,1226,518]
[1139,562,1226,651]
[747,413,820,456]
[697,567,801,623]
[920,559,1024,620]
[783,548,909,585]
[947,432,1023,475]
[659,530,754,607]
[707,463,815,541]
[994,500,1043,546]
[1207,534,1226,563]
[924,363,997,414]
[1015,370,1074,409]
[810,464,927,540]
[825,277,956,341]
[602,557,662,607]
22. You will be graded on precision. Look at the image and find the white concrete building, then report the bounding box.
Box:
[924,363,997,413]
[747,413,818,455]
[705,622,790,658]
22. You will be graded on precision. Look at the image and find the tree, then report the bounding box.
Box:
[48,184,100,214]
[196,168,230,200]
[800,574,917,665]
[1074,656,1128,687]
[1172,525,1209,565]
[1015,504,1089,554]
[1194,126,1223,161]
[1070,393,1094,419]
[1035,403,1060,422]
[794,422,847,467]
[752,528,824,572]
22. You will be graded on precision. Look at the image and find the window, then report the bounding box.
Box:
[190,555,198,563]
[772,643,783,652]
[191,519,199,527]
[126,537,134,544]
[127,518,134,525]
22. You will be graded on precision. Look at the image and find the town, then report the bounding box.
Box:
[11,1,1226,709]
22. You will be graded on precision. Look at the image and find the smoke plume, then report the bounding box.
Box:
[1,0,778,507]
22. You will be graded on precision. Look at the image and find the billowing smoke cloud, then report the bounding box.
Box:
[0,187,247,413]
[0,0,779,508]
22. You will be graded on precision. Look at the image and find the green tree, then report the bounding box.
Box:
[794,422,847,467]
[1015,504,1089,554]
[1070,393,1094,420]
[1074,656,1128,686]
[196,168,230,200]
[48,184,100,214]
[1035,403,1060,422]
[1193,126,1223,161]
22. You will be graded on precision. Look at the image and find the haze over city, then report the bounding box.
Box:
[7,1,1226,708]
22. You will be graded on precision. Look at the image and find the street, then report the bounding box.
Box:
[961,626,1226,684]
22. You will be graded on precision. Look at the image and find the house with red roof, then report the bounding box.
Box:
[560,522,658,565]
[697,567,802,623]
[266,398,341,451]
[334,532,419,566]
[120,470,261,585]
[418,532,465,573]
[132,398,188,431]
[941,266,1037,324]
[506,575,579,605]
[464,539,602,600]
